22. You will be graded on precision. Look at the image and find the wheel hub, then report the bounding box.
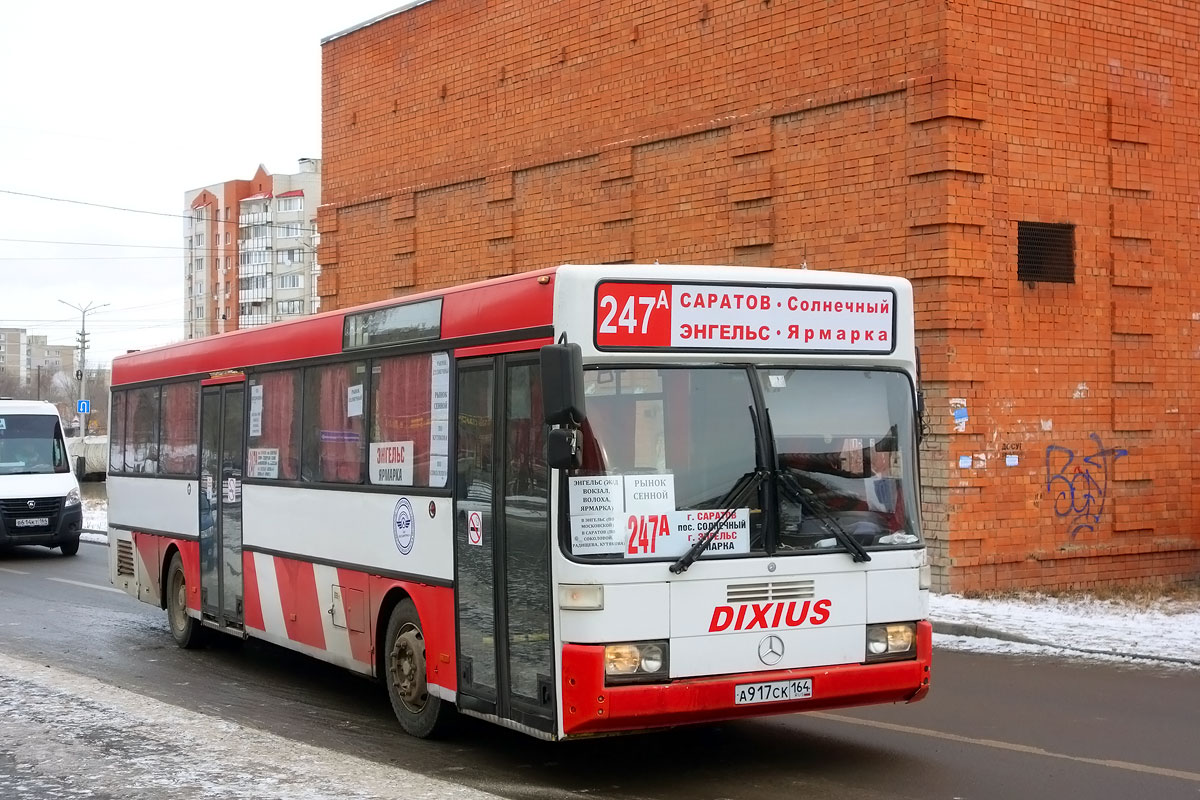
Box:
[391,623,428,713]
[169,571,187,632]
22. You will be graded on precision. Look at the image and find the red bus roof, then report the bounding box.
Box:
[112,266,559,386]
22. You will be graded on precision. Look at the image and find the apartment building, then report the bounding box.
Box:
[27,335,76,377]
[183,159,321,339]
[0,330,76,398]
[0,327,29,385]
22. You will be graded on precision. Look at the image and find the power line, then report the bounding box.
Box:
[0,255,190,261]
[0,300,184,323]
[0,188,320,235]
[0,236,315,257]
[0,237,193,251]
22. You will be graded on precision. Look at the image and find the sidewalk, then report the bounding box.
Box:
[930,592,1200,667]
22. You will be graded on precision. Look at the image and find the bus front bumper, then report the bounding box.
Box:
[0,504,82,549]
[560,620,931,737]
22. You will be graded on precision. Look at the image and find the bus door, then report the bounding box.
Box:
[453,354,555,734]
[199,382,245,630]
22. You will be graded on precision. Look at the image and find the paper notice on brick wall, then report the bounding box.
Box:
[950,398,968,433]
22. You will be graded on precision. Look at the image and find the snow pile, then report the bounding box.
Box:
[81,496,107,534]
[930,592,1200,665]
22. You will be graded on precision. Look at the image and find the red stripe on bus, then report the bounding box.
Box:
[335,568,373,665]
[178,539,201,612]
[112,268,558,386]
[454,337,553,359]
[132,533,160,595]
[200,374,246,386]
[273,556,326,650]
[370,578,457,691]
[243,551,265,632]
[560,621,932,736]
[132,532,200,611]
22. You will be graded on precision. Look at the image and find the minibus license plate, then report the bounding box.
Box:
[15,517,48,528]
[734,678,813,705]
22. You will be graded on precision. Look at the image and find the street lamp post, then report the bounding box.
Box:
[58,299,109,435]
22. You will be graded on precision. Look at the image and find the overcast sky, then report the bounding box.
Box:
[0,1,396,368]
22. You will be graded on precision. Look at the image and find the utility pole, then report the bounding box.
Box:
[58,299,109,435]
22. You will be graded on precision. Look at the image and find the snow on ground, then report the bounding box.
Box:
[930,592,1200,666]
[79,496,108,544]
[0,651,500,800]
[81,496,106,533]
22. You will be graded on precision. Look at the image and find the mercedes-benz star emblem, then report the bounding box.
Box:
[27,500,36,509]
[758,634,785,666]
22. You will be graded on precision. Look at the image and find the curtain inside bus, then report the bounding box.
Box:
[160,383,199,475]
[255,371,301,480]
[372,354,433,486]
[124,386,161,473]
[305,362,365,483]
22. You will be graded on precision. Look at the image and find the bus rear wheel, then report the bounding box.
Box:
[166,552,205,649]
[384,599,453,738]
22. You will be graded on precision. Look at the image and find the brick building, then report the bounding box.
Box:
[317,0,1200,591]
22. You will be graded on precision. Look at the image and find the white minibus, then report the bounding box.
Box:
[0,400,83,555]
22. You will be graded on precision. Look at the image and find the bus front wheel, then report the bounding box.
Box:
[166,552,205,649]
[384,599,453,738]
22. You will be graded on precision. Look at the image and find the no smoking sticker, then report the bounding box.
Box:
[468,511,483,547]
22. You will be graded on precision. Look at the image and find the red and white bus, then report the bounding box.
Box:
[108,263,931,740]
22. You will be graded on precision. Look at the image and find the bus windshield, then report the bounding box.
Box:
[759,368,920,553]
[567,366,920,561]
[0,415,71,476]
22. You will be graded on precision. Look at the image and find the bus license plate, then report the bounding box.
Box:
[734,678,813,705]
[15,517,49,528]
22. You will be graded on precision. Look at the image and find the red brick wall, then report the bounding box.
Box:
[320,0,1200,591]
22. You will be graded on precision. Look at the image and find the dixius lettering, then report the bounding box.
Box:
[708,599,832,632]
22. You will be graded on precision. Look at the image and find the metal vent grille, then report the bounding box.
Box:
[1018,221,1075,284]
[726,579,815,604]
[116,539,135,577]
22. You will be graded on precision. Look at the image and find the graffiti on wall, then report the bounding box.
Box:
[1045,434,1128,539]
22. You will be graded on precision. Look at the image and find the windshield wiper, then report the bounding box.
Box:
[775,468,871,562]
[670,403,772,575]
[669,467,767,574]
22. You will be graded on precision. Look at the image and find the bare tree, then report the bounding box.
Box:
[84,368,112,434]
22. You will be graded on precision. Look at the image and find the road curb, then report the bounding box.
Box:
[932,620,1200,667]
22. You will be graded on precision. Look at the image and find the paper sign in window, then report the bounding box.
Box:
[371,441,414,485]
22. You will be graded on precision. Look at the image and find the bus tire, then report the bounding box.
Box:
[166,552,205,650]
[384,599,453,738]
[59,537,80,556]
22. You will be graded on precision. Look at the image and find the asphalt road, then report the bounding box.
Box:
[2,542,1198,799]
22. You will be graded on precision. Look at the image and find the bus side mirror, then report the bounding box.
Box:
[541,342,586,426]
[547,428,583,470]
[915,345,926,444]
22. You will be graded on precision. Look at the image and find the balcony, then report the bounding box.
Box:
[239,288,269,303]
[238,315,271,328]
[239,237,271,252]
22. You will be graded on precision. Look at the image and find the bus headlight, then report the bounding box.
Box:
[865,623,917,662]
[64,487,81,508]
[604,641,669,684]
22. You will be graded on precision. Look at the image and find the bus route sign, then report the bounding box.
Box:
[594,281,895,354]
